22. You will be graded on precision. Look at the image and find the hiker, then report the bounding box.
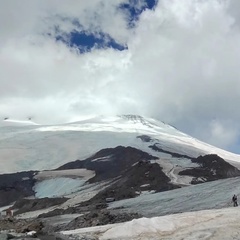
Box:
[232,194,238,207]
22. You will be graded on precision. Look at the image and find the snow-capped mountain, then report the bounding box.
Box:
[1,114,240,207]
[1,115,240,239]
[1,114,240,174]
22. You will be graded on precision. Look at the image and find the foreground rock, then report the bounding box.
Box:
[0,218,71,240]
[56,209,142,231]
[0,218,43,232]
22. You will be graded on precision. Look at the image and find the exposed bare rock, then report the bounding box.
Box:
[86,161,179,204]
[62,209,142,231]
[149,143,193,159]
[179,154,240,184]
[0,219,69,240]
[16,220,44,233]
[0,218,42,233]
[13,197,68,215]
[57,146,158,182]
[0,171,37,207]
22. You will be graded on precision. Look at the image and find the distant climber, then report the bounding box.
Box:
[232,194,238,207]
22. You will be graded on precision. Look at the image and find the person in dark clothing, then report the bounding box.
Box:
[232,194,238,207]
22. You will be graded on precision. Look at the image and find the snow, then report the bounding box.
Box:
[61,223,121,237]
[101,208,240,240]
[91,156,112,162]
[2,115,240,239]
[34,177,86,198]
[59,175,240,240]
[34,169,95,180]
[33,169,96,199]
[0,115,240,174]
[16,206,58,219]
[0,118,39,126]
[140,184,150,188]
[60,181,111,208]
[61,207,240,240]
[0,205,12,213]
[26,231,36,236]
[158,158,195,186]
[108,176,240,217]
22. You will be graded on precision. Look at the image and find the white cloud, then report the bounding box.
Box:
[1,0,240,152]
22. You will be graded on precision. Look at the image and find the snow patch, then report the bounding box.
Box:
[34,178,86,198]
[34,169,95,181]
[1,119,39,126]
[61,208,240,240]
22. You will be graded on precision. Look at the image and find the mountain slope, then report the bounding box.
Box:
[0,115,240,174]
[1,115,240,238]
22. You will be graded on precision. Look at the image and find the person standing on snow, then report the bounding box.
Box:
[232,194,238,207]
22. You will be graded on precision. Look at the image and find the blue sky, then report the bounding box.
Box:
[59,0,157,53]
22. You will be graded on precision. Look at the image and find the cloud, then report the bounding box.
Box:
[0,0,131,43]
[123,0,240,151]
[1,0,240,152]
[195,119,239,152]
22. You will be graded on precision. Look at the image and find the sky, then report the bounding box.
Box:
[1,0,240,153]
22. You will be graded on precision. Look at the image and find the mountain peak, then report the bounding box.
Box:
[118,114,144,121]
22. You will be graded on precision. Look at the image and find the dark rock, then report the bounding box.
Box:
[137,135,153,142]
[37,207,76,219]
[41,159,179,219]
[87,161,179,204]
[16,220,44,233]
[62,209,142,230]
[179,154,240,184]
[13,197,68,215]
[0,171,37,207]
[149,143,192,159]
[57,146,158,183]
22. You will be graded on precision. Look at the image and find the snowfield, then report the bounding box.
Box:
[34,177,87,198]
[61,207,240,240]
[108,176,240,217]
[1,115,240,173]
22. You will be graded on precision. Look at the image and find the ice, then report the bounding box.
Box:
[108,176,240,217]
[34,177,86,198]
